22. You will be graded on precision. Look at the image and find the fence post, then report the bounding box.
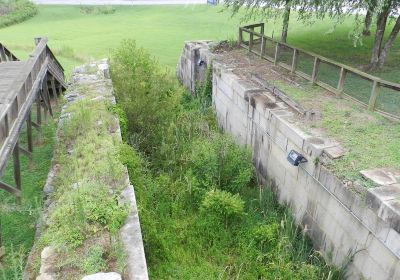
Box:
[238,28,243,45]
[368,80,380,111]
[249,31,254,52]
[260,36,266,57]
[291,49,299,73]
[274,43,280,65]
[337,67,347,95]
[311,57,320,84]
[260,23,265,35]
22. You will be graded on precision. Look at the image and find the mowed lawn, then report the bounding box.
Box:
[0,5,399,82]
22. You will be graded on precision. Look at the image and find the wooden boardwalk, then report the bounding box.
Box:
[0,38,66,201]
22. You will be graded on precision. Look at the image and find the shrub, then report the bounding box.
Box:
[188,133,253,193]
[201,189,245,228]
[110,40,182,158]
[0,0,37,29]
[252,223,280,249]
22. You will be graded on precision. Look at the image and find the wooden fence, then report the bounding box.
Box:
[0,38,66,201]
[239,23,400,120]
[0,43,18,62]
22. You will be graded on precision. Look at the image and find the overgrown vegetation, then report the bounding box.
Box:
[0,0,37,29]
[112,40,347,279]
[27,87,129,278]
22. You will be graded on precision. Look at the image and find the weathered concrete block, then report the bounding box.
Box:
[232,79,260,99]
[273,114,307,151]
[366,185,400,212]
[365,234,398,275]
[217,77,234,101]
[385,229,400,257]
[361,168,400,186]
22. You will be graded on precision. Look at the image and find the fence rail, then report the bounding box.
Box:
[0,43,18,62]
[239,23,400,120]
[0,37,66,201]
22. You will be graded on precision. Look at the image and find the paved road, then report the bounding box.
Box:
[32,0,207,5]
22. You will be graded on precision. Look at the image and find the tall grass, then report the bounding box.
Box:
[112,40,346,279]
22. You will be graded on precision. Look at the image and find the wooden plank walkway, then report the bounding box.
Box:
[0,39,66,202]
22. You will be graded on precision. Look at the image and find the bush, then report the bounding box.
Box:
[0,0,37,29]
[252,223,280,249]
[201,189,245,228]
[110,40,182,158]
[188,133,253,193]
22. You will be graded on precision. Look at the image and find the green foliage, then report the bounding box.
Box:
[252,222,280,248]
[112,40,345,279]
[45,183,128,248]
[201,189,245,228]
[109,104,128,141]
[80,245,107,274]
[110,40,182,158]
[188,133,253,193]
[194,65,213,109]
[0,0,37,29]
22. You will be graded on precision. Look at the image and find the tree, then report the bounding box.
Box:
[363,0,377,35]
[367,0,400,69]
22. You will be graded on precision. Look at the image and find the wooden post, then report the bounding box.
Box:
[50,76,58,106]
[260,36,266,57]
[238,28,243,45]
[27,112,33,153]
[0,46,6,62]
[274,43,280,65]
[311,57,320,84]
[260,23,264,35]
[249,31,254,52]
[58,85,63,97]
[291,49,299,73]
[42,76,53,117]
[41,90,48,123]
[13,142,21,190]
[36,95,42,126]
[337,67,347,95]
[13,142,21,204]
[368,80,380,111]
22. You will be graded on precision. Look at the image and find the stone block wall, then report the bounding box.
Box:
[177,42,400,280]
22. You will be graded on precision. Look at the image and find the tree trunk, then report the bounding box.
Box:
[378,15,400,68]
[363,1,376,36]
[281,1,291,43]
[369,2,391,70]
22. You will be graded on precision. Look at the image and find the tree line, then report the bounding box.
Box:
[224,0,400,70]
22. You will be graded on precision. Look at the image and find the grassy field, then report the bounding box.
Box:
[0,5,398,82]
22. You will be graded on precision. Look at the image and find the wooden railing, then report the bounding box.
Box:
[0,37,66,200]
[239,23,400,120]
[0,43,18,62]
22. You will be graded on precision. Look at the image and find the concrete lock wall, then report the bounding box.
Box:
[177,42,400,280]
